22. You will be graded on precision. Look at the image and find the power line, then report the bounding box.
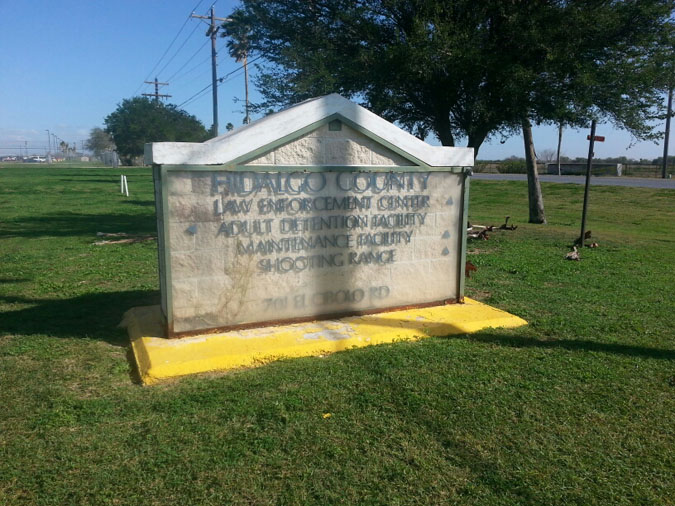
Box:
[170,40,227,84]
[165,38,211,83]
[177,82,214,108]
[177,61,248,107]
[177,55,264,109]
[155,20,202,79]
[133,0,206,96]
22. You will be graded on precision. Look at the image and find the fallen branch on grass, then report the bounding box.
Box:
[499,216,518,230]
[468,216,516,240]
[94,232,156,246]
[468,229,490,240]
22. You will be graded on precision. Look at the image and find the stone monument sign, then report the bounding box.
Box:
[145,94,474,337]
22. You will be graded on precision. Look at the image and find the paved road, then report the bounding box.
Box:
[472,173,675,189]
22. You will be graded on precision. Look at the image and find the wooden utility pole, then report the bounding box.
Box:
[662,86,672,179]
[142,77,171,103]
[579,120,597,247]
[191,7,230,137]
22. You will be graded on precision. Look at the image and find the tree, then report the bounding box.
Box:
[85,127,115,157]
[538,149,557,164]
[104,97,209,165]
[652,22,675,178]
[234,0,673,223]
[514,2,674,221]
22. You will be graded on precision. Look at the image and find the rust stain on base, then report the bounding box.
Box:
[166,297,461,339]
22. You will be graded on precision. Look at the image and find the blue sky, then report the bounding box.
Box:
[0,0,671,161]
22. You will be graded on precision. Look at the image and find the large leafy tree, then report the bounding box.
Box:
[104,97,209,165]
[511,1,673,221]
[232,0,673,222]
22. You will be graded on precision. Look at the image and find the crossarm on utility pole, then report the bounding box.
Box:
[191,9,231,137]
[191,9,232,137]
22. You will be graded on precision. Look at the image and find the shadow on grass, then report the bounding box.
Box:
[449,331,675,360]
[0,212,156,239]
[125,200,156,207]
[0,290,159,346]
[53,171,152,178]
[352,315,675,361]
[57,177,126,183]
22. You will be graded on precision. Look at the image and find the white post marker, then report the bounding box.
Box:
[123,175,129,197]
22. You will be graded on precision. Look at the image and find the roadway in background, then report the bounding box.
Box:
[472,173,675,189]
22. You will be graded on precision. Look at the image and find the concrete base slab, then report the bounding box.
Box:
[121,298,527,385]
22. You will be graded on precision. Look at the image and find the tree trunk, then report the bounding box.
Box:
[434,115,454,146]
[662,86,672,179]
[556,122,563,176]
[244,54,251,125]
[522,117,546,224]
[468,130,488,159]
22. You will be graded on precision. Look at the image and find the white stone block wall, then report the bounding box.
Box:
[162,169,464,333]
[245,123,415,167]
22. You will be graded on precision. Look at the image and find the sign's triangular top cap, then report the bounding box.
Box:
[145,93,473,167]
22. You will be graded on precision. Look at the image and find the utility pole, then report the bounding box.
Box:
[45,130,52,163]
[142,77,171,103]
[662,86,672,179]
[579,120,597,247]
[191,7,230,137]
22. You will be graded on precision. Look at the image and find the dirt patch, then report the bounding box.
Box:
[466,289,491,301]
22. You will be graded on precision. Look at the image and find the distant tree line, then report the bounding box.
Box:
[487,155,675,166]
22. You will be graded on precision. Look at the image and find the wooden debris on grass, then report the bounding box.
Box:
[468,228,490,240]
[468,216,517,240]
[94,232,156,246]
[565,246,580,261]
[499,216,518,230]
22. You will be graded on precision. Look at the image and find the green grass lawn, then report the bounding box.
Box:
[1,166,673,505]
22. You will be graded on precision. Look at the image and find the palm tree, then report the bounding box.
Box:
[222,9,251,124]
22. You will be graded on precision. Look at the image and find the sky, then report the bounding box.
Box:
[0,0,671,161]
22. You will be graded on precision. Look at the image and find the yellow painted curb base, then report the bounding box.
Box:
[121,298,527,385]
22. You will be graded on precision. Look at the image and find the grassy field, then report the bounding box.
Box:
[1,165,673,505]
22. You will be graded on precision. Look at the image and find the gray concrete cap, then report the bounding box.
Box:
[144,94,474,167]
